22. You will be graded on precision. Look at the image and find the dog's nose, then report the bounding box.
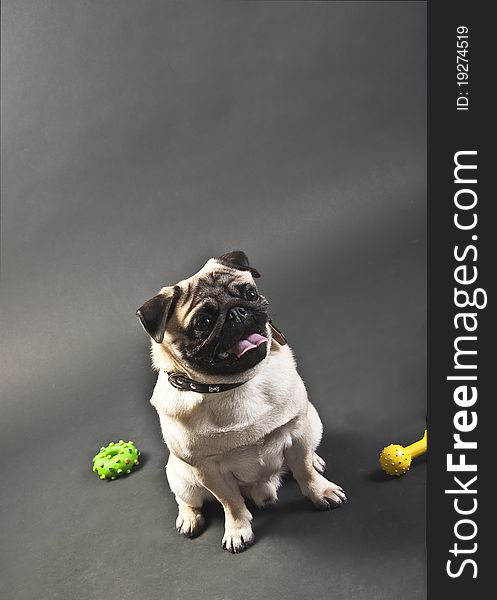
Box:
[227,307,248,322]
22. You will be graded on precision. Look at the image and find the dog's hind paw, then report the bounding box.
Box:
[317,484,347,510]
[249,481,279,508]
[306,476,348,510]
[312,452,327,474]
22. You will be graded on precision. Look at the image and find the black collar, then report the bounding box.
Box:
[166,372,248,394]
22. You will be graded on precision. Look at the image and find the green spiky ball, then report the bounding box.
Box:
[92,440,140,480]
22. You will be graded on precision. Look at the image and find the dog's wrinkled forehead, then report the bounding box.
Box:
[136,251,262,344]
[173,259,255,322]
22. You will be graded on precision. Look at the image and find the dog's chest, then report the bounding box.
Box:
[200,392,273,433]
[153,389,305,463]
[159,389,297,461]
[150,346,307,462]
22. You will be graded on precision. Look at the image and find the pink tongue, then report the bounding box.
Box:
[229,333,268,359]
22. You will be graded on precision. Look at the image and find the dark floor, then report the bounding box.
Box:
[5,421,427,600]
[1,366,426,600]
[1,1,426,598]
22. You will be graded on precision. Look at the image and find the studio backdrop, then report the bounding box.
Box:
[1,2,427,600]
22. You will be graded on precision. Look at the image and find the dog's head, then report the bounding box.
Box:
[136,251,270,378]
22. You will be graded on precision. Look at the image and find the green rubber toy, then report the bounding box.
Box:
[92,440,140,480]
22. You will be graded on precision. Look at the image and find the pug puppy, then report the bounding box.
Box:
[137,251,346,553]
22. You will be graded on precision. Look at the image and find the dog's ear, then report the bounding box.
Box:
[136,286,179,343]
[217,250,261,278]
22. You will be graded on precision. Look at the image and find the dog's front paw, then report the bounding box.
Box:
[176,506,205,538]
[306,476,347,510]
[222,523,254,554]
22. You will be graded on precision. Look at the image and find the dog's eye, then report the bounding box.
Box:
[193,313,213,332]
[243,286,259,302]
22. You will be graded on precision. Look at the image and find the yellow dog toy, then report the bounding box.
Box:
[379,430,427,476]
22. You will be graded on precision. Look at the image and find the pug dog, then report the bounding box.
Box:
[136,251,346,553]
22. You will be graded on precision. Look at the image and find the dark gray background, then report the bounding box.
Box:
[1,1,426,599]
